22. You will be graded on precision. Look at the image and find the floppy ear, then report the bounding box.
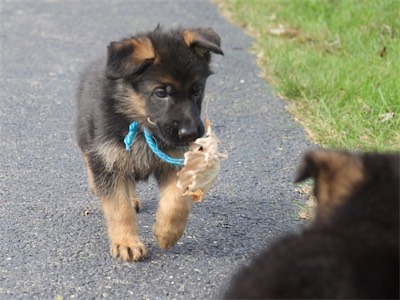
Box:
[294,150,364,220]
[106,37,155,79]
[294,151,318,183]
[182,28,224,60]
[294,150,363,183]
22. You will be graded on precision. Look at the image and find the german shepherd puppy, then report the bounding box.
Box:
[75,26,223,261]
[224,150,399,299]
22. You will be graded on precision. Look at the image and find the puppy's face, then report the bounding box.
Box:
[132,57,210,147]
[106,27,223,147]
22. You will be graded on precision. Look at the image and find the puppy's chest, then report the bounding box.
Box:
[124,137,162,178]
[97,137,156,177]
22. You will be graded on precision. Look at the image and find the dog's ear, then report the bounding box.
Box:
[294,151,318,183]
[294,150,363,183]
[295,150,364,220]
[106,37,155,79]
[182,28,224,61]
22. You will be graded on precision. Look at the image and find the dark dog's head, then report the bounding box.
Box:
[106,26,223,147]
[295,150,400,224]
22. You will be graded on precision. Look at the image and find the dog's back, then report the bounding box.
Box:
[224,151,399,299]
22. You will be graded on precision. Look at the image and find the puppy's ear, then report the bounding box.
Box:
[294,151,318,183]
[182,28,224,60]
[106,37,155,79]
[295,150,364,220]
[294,150,363,183]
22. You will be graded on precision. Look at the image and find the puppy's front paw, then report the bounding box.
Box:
[110,238,147,262]
[153,225,183,250]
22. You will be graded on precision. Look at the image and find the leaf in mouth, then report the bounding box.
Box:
[176,117,228,202]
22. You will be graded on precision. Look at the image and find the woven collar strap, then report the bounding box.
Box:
[124,121,185,167]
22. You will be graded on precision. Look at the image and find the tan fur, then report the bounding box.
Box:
[182,30,198,48]
[129,37,155,62]
[130,196,142,212]
[127,94,147,118]
[182,30,211,60]
[311,151,364,220]
[83,153,97,195]
[128,93,147,118]
[153,172,193,249]
[126,180,142,211]
[91,139,157,175]
[93,141,130,173]
[155,75,177,89]
[107,36,156,79]
[114,88,148,120]
[101,179,147,261]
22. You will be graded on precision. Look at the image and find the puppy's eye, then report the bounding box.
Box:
[193,90,201,97]
[155,88,168,99]
[192,86,203,97]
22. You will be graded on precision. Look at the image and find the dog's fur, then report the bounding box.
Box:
[224,150,399,299]
[75,26,223,261]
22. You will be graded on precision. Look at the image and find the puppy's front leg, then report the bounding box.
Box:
[154,173,193,249]
[101,180,147,261]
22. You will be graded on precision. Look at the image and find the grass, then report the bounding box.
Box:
[217,0,400,151]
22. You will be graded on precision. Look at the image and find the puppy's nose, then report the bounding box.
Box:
[178,127,200,143]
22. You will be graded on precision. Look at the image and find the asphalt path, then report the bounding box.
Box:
[0,1,312,299]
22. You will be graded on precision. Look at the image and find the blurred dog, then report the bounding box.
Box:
[76,26,223,261]
[224,150,399,299]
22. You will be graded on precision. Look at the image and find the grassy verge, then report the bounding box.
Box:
[217,0,400,151]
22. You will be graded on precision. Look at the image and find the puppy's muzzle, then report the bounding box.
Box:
[178,125,203,143]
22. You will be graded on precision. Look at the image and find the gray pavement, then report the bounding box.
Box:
[0,0,312,299]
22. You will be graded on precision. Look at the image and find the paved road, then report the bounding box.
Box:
[0,0,312,299]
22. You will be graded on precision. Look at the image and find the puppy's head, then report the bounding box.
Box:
[294,150,364,222]
[294,150,400,223]
[106,26,223,147]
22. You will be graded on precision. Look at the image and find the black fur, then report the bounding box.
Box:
[224,152,399,299]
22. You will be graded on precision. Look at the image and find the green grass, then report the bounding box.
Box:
[218,0,400,151]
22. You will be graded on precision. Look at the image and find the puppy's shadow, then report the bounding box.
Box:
[162,195,302,260]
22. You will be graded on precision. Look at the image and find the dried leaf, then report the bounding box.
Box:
[177,118,228,202]
[378,112,394,122]
[378,46,387,58]
[267,24,299,38]
[83,207,91,216]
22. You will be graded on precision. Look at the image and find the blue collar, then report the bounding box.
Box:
[124,121,185,167]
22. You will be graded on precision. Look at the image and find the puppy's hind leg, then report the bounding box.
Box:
[153,173,193,249]
[82,153,97,196]
[126,179,142,213]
